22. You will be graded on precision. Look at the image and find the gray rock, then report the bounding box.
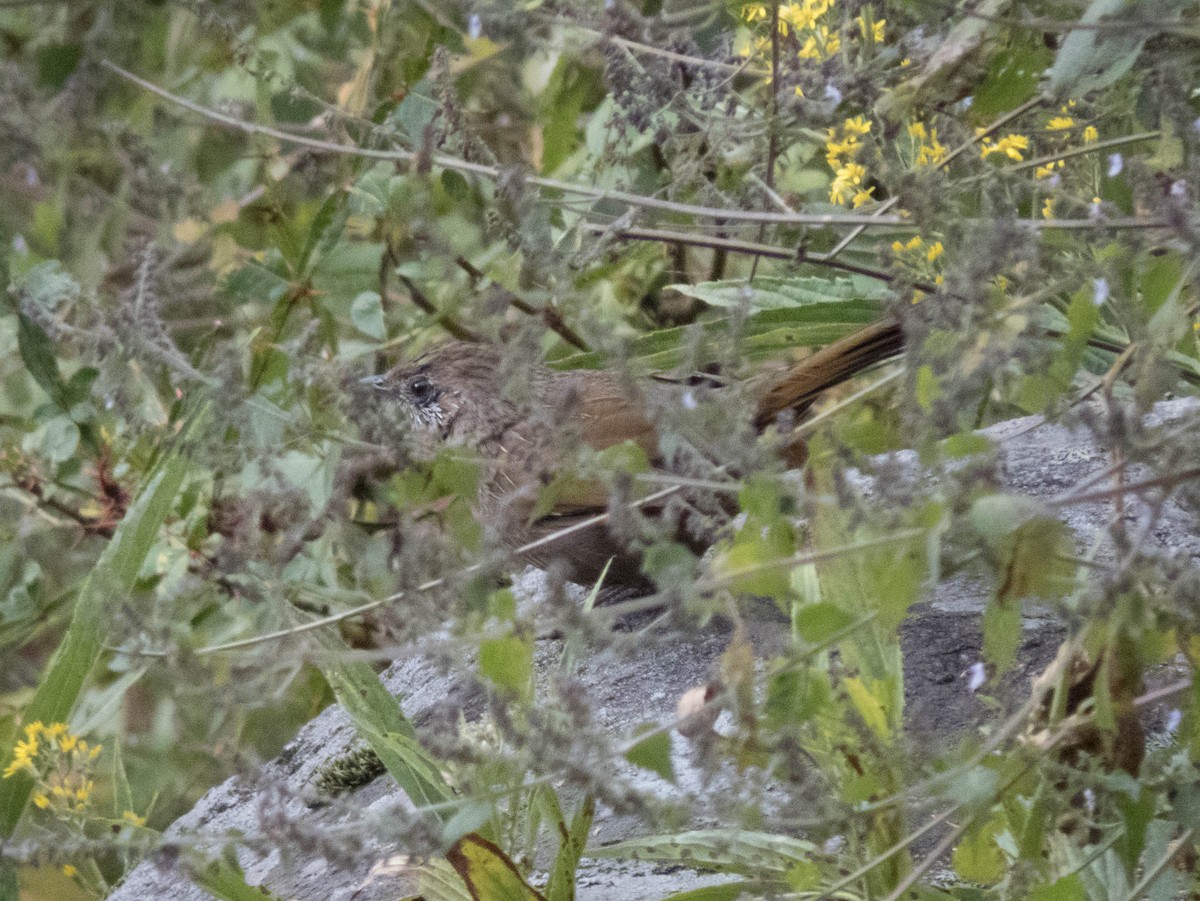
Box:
[108,399,1200,901]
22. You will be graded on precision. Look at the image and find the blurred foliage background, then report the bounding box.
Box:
[2,0,1200,898]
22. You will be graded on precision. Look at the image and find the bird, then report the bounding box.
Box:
[359,319,903,587]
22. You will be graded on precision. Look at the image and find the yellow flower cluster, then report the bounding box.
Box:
[3,722,101,816]
[891,236,946,301]
[907,122,946,167]
[740,0,882,64]
[826,116,875,208]
[1035,159,1065,180]
[980,133,1030,161]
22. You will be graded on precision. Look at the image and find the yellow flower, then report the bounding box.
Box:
[122,810,147,827]
[907,122,927,140]
[843,115,872,136]
[900,57,911,67]
[934,274,944,286]
[981,134,1030,161]
[926,241,944,262]
[742,4,768,22]
[892,240,906,253]
[1083,125,1098,143]
[915,131,947,167]
[829,162,866,205]
[1042,197,1055,219]
[855,14,885,41]
[1046,116,1075,130]
[62,865,78,878]
[32,793,49,809]
[799,25,840,59]
[905,235,923,251]
[1035,160,1065,179]
[794,85,804,97]
[851,188,875,208]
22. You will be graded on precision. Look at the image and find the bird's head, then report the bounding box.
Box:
[359,341,512,444]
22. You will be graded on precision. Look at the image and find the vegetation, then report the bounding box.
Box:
[1,0,1199,898]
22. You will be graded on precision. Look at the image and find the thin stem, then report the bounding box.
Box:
[103,61,1165,232]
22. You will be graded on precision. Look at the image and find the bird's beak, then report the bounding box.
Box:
[358,374,389,391]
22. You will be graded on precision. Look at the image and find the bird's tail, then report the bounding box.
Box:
[752,319,904,429]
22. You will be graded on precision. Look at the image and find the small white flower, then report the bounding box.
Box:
[823,84,842,105]
[12,234,27,254]
[681,390,698,410]
[823,835,846,854]
[468,14,482,39]
[1166,708,1183,733]
[1092,277,1109,306]
[1107,153,1122,177]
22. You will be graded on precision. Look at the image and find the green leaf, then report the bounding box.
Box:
[982,595,1022,674]
[446,834,547,901]
[322,650,455,813]
[17,314,68,408]
[0,454,186,839]
[36,44,81,90]
[1029,873,1086,901]
[188,854,282,901]
[479,633,533,701]
[545,794,595,901]
[951,815,1006,885]
[348,292,384,340]
[587,829,819,876]
[658,883,789,901]
[624,725,674,782]
[298,191,350,277]
[1046,0,1187,95]
[665,275,888,312]
[33,415,80,463]
[970,37,1052,120]
[793,602,856,645]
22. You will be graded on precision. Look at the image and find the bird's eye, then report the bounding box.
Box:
[408,376,435,404]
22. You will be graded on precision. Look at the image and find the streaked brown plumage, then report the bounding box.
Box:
[361,320,903,586]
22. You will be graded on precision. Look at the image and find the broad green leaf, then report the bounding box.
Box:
[16,314,68,408]
[624,725,674,783]
[793,602,856,645]
[187,853,281,901]
[952,815,1006,885]
[1030,873,1086,901]
[982,596,1022,674]
[479,632,533,701]
[970,36,1052,120]
[586,830,819,876]
[554,305,883,371]
[350,291,387,340]
[665,275,888,312]
[446,834,547,901]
